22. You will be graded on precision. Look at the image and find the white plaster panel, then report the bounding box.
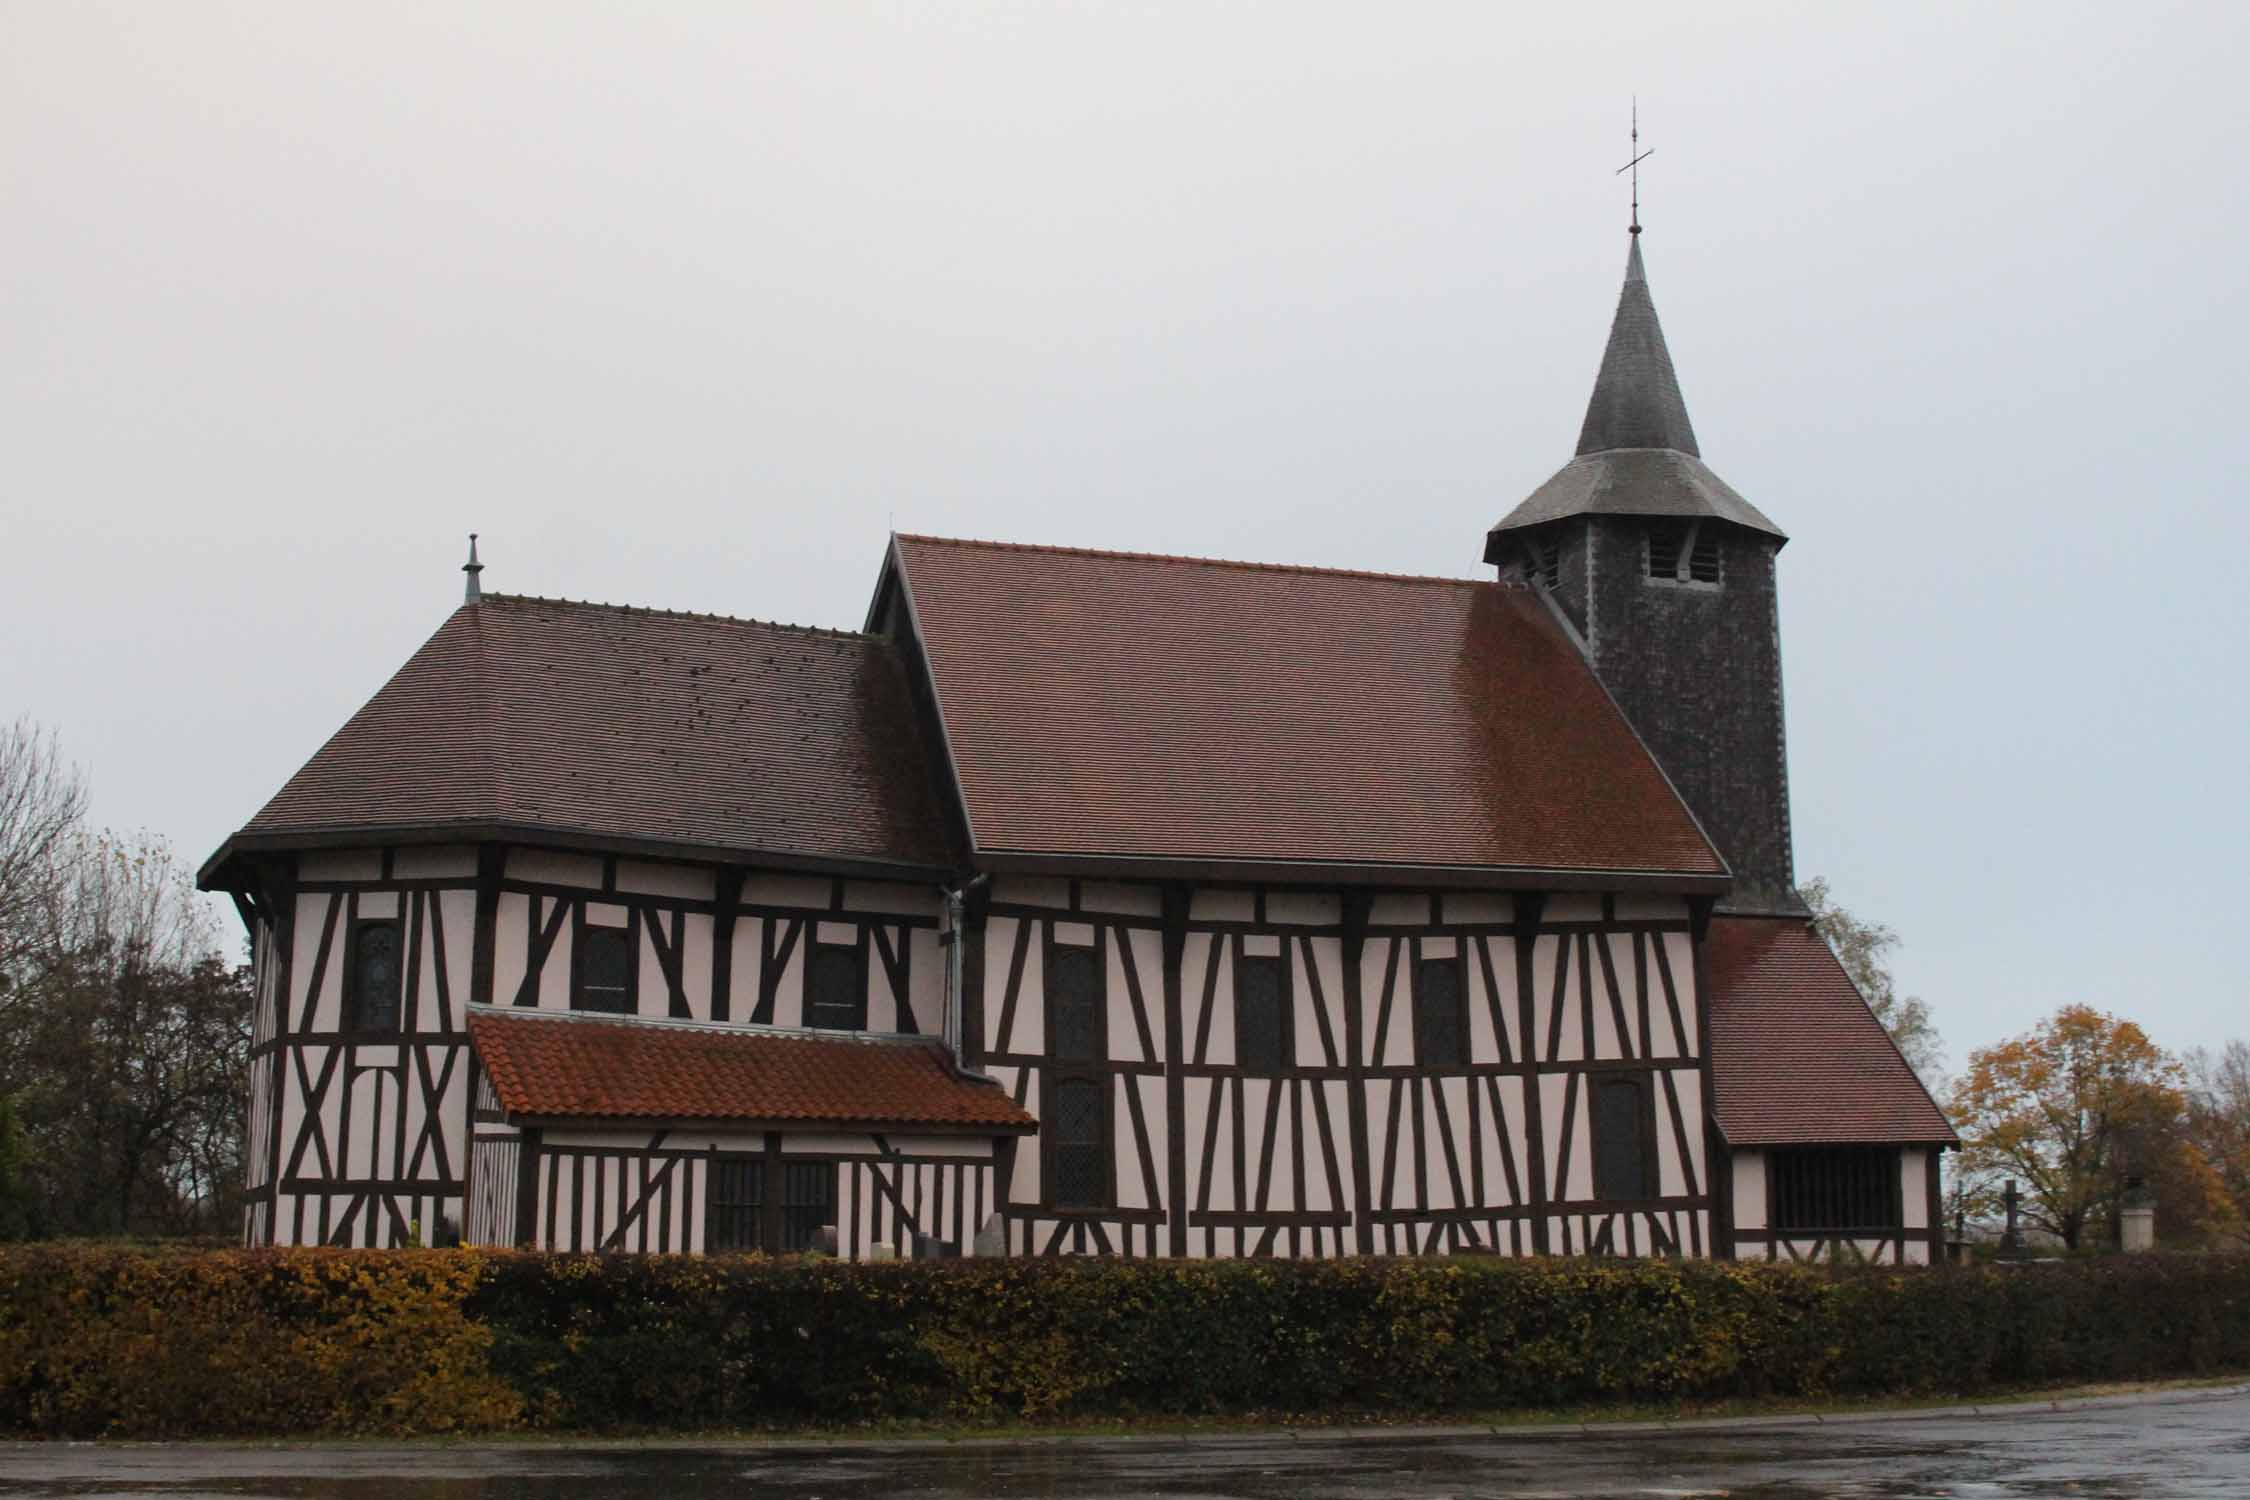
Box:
[681,913,714,1023]
[1602,934,1640,1058]
[1002,877,1074,910]
[637,926,669,1018]
[1189,889,1253,922]
[1202,941,1236,1066]
[1107,931,1157,1063]
[1902,1149,1929,1230]
[1661,933,1697,1054]
[1546,894,1601,922]
[868,933,901,1035]
[1185,1076,1228,1212]
[1590,974,1622,1062]
[1614,894,1684,922]
[730,920,761,1023]
[510,850,603,889]
[1081,881,1162,917]
[300,850,382,883]
[540,912,575,1010]
[617,860,714,902]
[393,845,477,880]
[1310,1081,1349,1212]
[843,880,938,917]
[1732,1149,1767,1229]
[1241,932,1280,958]
[1903,1240,1931,1266]
[905,926,942,1034]
[1267,891,1340,926]
[493,893,530,1004]
[355,890,399,919]
[1434,1078,1475,1210]
[746,873,830,910]
[1672,1068,1706,1195]
[1526,934,1558,1065]
[1488,1077,1524,1207]
[1367,893,1426,925]
[1011,929,1044,1055]
[1544,1073,1590,1200]
[982,918,1019,1053]
[1051,920,1095,947]
[1237,1078,1276,1208]
[585,902,628,929]
[1382,1081,1415,1209]
[1420,934,1457,959]
[438,890,477,1019]
[1440,892,1509,924]
[1368,939,1411,1066]
[1116,1075,1151,1210]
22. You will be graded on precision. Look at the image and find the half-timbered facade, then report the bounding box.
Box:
[204,226,1952,1261]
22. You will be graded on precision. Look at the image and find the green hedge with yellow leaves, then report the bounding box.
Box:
[2,1247,2246,1437]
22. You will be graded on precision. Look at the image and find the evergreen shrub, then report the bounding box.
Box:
[1,1246,2244,1437]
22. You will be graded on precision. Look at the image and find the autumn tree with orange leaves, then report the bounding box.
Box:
[1948,1005,2222,1251]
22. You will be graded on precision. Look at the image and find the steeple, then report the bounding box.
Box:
[1575,236,1701,458]
[462,534,484,604]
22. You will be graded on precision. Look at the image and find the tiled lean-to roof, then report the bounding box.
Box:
[216,594,956,874]
[1705,916,1957,1146]
[467,1009,1035,1130]
[888,535,1727,884]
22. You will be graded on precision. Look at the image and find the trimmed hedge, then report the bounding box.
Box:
[2,1247,2246,1437]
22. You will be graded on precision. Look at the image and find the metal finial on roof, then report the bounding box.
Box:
[462,533,484,604]
[1616,98,1652,236]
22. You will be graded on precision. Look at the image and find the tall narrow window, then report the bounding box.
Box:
[1047,943,1102,1060]
[1050,1077,1107,1208]
[574,925,634,1014]
[707,1157,761,1252]
[1413,956,1464,1067]
[1235,954,1288,1074]
[1592,1076,1653,1201]
[805,943,866,1030]
[1687,528,1722,583]
[347,920,402,1032]
[782,1162,837,1252]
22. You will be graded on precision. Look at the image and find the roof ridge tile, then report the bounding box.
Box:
[480,593,876,641]
[896,533,1530,591]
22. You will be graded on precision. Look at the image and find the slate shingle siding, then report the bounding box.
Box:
[1583,518,1801,915]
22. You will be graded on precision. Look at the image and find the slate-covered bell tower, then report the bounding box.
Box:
[1486,232,1803,915]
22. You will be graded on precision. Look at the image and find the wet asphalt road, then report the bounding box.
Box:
[4,1388,2248,1499]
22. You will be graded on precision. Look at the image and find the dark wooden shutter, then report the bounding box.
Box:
[805,944,867,1030]
[1646,523,1687,580]
[1592,1077,1650,1200]
[1414,957,1463,1067]
[576,927,633,1014]
[1235,955,1287,1074]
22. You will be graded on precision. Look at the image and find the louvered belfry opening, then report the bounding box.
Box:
[1770,1146,1903,1232]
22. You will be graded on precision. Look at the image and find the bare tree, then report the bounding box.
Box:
[1800,876,1944,1083]
[0,719,87,970]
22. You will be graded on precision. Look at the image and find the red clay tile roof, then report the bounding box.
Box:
[1706,915,1956,1146]
[467,1009,1034,1130]
[890,535,1726,880]
[225,595,956,872]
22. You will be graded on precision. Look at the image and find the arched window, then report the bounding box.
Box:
[347,920,402,1032]
[1592,1076,1652,1201]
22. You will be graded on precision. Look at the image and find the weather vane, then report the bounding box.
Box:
[1617,98,1652,235]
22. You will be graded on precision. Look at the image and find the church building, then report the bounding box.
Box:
[201,227,1954,1265]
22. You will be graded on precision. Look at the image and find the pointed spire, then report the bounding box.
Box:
[1574,235,1699,458]
[462,533,484,604]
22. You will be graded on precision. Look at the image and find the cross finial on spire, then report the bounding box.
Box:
[1617,98,1652,236]
[462,533,484,604]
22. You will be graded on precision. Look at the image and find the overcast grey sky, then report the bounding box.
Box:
[5,1,2244,1072]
